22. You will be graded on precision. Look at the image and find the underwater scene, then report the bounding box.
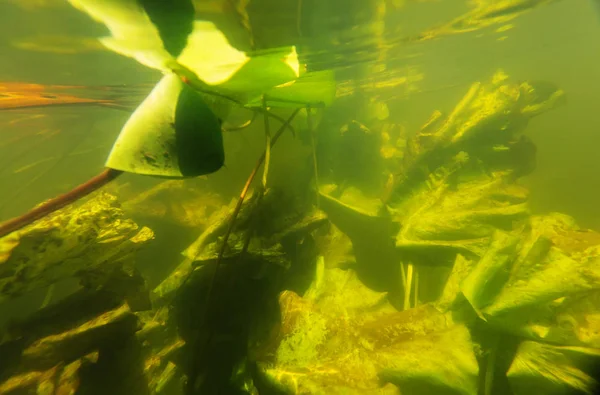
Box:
[1,0,600,394]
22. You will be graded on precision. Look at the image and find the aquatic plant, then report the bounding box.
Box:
[2,67,598,395]
[0,0,336,236]
[0,1,597,394]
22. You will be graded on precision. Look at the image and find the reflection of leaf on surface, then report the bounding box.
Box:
[6,0,66,9]
[68,0,302,102]
[11,35,106,54]
[406,0,561,43]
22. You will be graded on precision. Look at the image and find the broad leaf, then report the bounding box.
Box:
[252,260,479,394]
[105,74,224,178]
[461,214,600,345]
[507,341,600,395]
[247,70,338,108]
[68,1,302,101]
[67,0,178,70]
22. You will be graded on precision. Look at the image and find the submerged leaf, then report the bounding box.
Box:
[485,214,600,317]
[319,72,560,294]
[253,261,479,394]
[105,74,224,178]
[391,164,530,261]
[507,341,600,395]
[318,186,400,295]
[461,230,522,318]
[460,213,600,346]
[435,254,476,313]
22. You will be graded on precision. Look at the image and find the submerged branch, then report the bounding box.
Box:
[0,168,123,237]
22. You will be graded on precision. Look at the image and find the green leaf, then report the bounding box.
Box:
[460,213,600,345]
[67,2,303,101]
[177,22,301,98]
[105,74,224,178]
[252,260,479,394]
[507,341,600,395]
[247,70,338,108]
[211,48,299,101]
[68,0,176,70]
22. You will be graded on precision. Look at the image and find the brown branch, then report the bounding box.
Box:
[0,168,123,237]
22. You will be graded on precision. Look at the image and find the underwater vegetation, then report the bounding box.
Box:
[2,67,598,394]
[1,0,599,394]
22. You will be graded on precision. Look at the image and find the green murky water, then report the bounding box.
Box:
[1,1,600,394]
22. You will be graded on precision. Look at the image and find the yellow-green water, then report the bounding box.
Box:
[1,1,600,395]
